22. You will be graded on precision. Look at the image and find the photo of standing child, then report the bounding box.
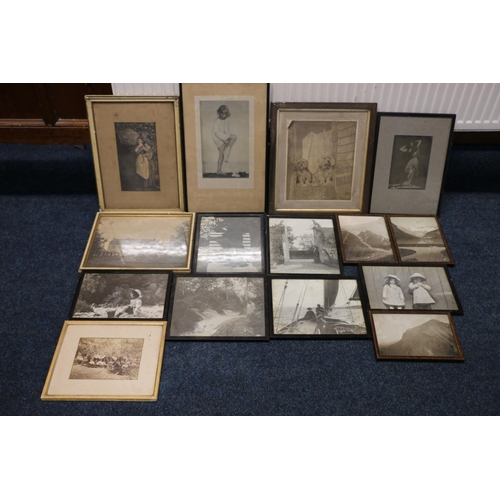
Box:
[382,274,406,309]
[408,272,436,309]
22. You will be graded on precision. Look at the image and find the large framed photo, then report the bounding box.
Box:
[41,321,166,401]
[270,277,369,339]
[79,212,195,272]
[167,275,267,340]
[268,102,377,214]
[370,311,464,361]
[181,83,268,212]
[359,265,462,314]
[370,113,455,215]
[193,214,265,273]
[388,215,454,264]
[337,215,397,264]
[268,216,341,274]
[85,96,185,212]
[70,271,171,320]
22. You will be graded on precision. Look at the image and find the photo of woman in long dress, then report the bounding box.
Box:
[135,138,152,188]
[212,105,237,175]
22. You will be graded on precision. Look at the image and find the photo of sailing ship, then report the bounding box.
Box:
[271,278,368,338]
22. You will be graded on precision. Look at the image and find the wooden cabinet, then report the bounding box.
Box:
[0,83,112,144]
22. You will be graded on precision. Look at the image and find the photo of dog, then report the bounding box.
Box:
[315,156,335,184]
[294,158,314,184]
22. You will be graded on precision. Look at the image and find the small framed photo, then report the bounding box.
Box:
[370,311,464,361]
[359,265,463,314]
[193,214,265,273]
[167,275,268,340]
[41,321,167,401]
[85,96,185,212]
[268,102,377,214]
[268,216,341,274]
[79,212,195,272]
[370,113,455,215]
[337,215,397,264]
[70,271,171,320]
[181,83,268,212]
[388,215,454,264]
[270,276,370,339]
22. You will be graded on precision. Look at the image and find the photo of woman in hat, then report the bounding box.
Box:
[382,274,405,309]
[408,273,435,309]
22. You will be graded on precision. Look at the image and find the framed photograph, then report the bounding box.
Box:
[370,311,464,361]
[79,212,195,272]
[369,113,455,215]
[388,215,454,264]
[193,214,265,273]
[268,102,377,214]
[181,83,268,212]
[268,216,341,274]
[359,265,462,314]
[69,271,171,320]
[270,277,370,339]
[337,215,397,264]
[41,321,166,401]
[85,96,185,212]
[167,275,267,340]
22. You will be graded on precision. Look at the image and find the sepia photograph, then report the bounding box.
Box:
[168,276,267,340]
[370,312,464,361]
[360,265,462,313]
[271,278,368,338]
[269,217,340,274]
[70,272,170,319]
[194,215,263,273]
[389,216,453,263]
[337,215,396,263]
[80,213,194,271]
[41,321,166,401]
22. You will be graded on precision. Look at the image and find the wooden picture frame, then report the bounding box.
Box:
[85,95,185,212]
[268,102,377,214]
[41,321,167,401]
[181,83,269,212]
[79,212,195,272]
[369,113,455,215]
[369,311,464,361]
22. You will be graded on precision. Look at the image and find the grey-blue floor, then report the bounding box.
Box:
[1,143,499,415]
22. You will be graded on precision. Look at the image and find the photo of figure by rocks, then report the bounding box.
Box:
[338,216,396,262]
[372,313,463,360]
[269,218,340,274]
[169,277,266,338]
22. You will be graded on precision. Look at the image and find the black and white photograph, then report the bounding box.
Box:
[370,312,464,361]
[194,215,263,273]
[271,278,368,338]
[268,217,340,274]
[168,276,267,340]
[388,135,432,190]
[114,122,160,191]
[337,215,396,263]
[389,216,453,263]
[360,265,462,313]
[80,213,194,271]
[70,272,170,319]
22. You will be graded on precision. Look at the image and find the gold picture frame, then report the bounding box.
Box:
[41,321,167,401]
[86,95,185,212]
[79,212,196,272]
[181,83,268,212]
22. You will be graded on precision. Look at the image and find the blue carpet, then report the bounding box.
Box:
[0,143,499,415]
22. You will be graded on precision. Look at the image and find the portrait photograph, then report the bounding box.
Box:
[194,215,264,273]
[271,277,368,338]
[370,312,464,361]
[80,213,195,272]
[337,215,396,263]
[70,272,170,320]
[360,265,462,313]
[268,217,341,274]
[167,276,267,340]
[389,215,453,263]
[41,321,166,401]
